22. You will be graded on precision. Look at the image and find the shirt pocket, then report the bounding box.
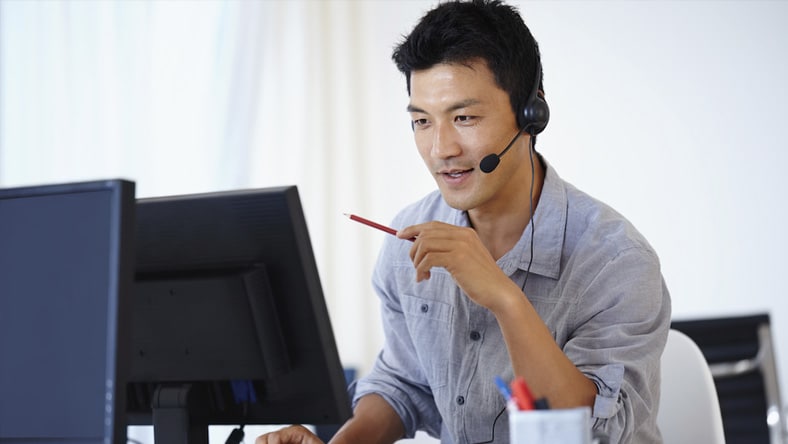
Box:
[401,293,454,388]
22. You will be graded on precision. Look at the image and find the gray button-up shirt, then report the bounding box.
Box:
[353,161,671,443]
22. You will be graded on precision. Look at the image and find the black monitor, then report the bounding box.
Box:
[0,179,137,444]
[126,185,352,443]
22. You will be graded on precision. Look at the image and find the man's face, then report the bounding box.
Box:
[407,59,528,213]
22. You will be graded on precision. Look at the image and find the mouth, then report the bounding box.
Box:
[438,168,473,181]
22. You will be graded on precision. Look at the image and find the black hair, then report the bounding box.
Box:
[392,0,543,127]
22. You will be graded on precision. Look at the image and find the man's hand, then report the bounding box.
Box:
[397,221,519,311]
[255,424,323,444]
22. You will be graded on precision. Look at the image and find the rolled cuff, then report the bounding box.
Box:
[586,363,625,419]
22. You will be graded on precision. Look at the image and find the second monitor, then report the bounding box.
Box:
[127,185,351,443]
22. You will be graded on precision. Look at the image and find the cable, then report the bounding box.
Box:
[522,136,536,291]
[225,424,245,444]
[474,138,538,444]
[472,406,508,444]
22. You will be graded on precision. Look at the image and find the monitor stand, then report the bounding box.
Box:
[151,384,209,444]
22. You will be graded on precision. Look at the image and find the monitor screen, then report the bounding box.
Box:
[126,185,351,442]
[0,179,136,444]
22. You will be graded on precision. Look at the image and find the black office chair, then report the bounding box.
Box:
[671,313,787,444]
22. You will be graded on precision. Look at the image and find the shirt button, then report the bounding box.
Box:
[456,396,465,405]
[420,304,429,313]
[470,331,481,341]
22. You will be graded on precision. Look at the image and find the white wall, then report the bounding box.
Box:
[2,1,787,442]
[525,0,788,392]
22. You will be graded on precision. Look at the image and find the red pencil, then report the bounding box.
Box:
[344,213,413,241]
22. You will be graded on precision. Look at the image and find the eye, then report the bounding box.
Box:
[412,118,429,128]
[454,115,476,124]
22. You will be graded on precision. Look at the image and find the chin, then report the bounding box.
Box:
[435,180,488,211]
[439,192,476,212]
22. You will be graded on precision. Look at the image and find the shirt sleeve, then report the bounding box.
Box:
[564,245,671,443]
[351,234,443,439]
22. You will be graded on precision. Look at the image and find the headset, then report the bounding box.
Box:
[480,53,550,174]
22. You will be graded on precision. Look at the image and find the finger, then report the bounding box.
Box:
[399,220,457,241]
[397,223,424,241]
[255,425,323,444]
[409,235,458,266]
[413,250,458,282]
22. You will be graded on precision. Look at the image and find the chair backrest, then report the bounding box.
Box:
[672,314,786,443]
[658,329,726,444]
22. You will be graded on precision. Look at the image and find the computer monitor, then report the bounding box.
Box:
[126,185,352,443]
[0,179,137,444]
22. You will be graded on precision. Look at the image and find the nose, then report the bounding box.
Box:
[430,122,462,160]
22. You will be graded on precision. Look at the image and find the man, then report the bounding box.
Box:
[257,1,670,443]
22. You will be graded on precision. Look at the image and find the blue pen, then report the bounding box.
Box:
[494,376,512,402]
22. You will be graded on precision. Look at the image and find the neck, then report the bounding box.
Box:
[470,151,544,260]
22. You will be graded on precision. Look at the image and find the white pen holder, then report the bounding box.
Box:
[509,406,592,444]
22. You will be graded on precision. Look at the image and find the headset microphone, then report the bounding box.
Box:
[479,130,524,173]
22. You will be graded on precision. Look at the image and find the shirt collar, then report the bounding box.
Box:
[497,158,566,280]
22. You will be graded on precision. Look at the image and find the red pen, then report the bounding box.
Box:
[510,377,535,411]
[344,213,415,242]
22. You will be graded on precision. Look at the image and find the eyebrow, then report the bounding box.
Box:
[406,98,482,114]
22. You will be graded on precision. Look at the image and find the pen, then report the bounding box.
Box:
[494,376,512,402]
[495,376,520,413]
[344,213,415,242]
[533,397,550,410]
[510,377,535,411]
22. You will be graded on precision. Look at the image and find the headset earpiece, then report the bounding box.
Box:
[519,57,550,136]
